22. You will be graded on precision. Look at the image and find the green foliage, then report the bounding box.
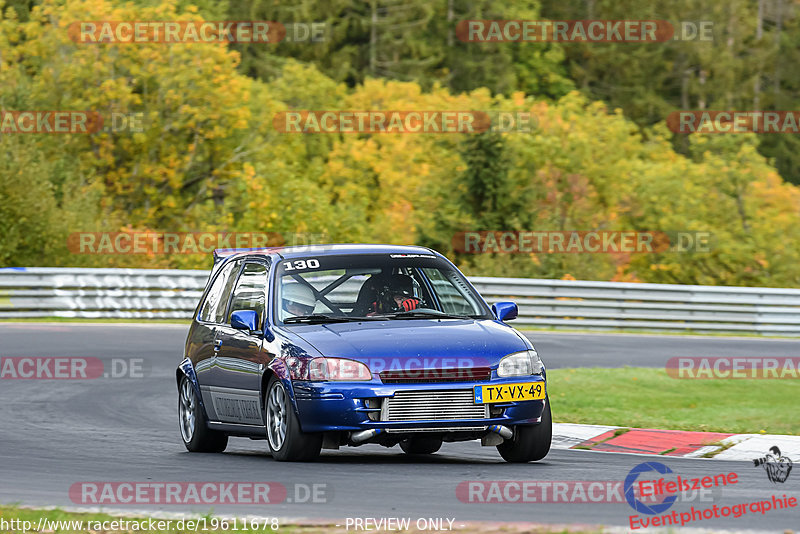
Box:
[227,0,573,98]
[540,0,800,185]
[0,133,101,266]
[1,0,800,289]
[459,133,514,229]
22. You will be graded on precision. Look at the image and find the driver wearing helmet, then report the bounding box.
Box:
[281,282,316,318]
[370,274,421,315]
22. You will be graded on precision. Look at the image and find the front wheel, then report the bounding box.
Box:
[497,397,552,463]
[178,375,228,453]
[265,377,322,462]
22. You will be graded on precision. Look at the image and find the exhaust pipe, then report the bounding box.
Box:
[488,425,513,439]
[350,429,383,444]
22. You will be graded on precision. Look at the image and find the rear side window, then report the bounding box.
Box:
[198,260,241,323]
[228,262,269,328]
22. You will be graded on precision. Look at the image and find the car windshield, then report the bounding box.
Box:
[274,253,492,323]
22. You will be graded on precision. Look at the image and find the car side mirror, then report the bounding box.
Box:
[492,301,518,322]
[231,310,259,333]
[263,322,275,343]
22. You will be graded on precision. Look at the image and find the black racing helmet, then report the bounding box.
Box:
[376,274,420,313]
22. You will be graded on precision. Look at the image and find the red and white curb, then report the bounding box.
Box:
[552,423,800,460]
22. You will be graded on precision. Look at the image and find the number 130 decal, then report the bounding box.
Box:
[283,259,320,271]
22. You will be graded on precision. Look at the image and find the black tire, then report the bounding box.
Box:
[400,436,443,455]
[265,376,322,462]
[497,397,552,463]
[178,375,228,453]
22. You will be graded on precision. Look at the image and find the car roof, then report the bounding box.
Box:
[213,243,438,265]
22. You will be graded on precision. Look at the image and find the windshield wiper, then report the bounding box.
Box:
[284,314,386,324]
[383,309,472,320]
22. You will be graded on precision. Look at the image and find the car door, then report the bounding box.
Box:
[211,260,270,425]
[189,259,241,414]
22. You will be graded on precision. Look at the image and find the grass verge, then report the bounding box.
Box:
[548,367,800,435]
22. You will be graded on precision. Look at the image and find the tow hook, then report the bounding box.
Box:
[489,425,513,439]
[350,428,383,444]
[482,425,513,446]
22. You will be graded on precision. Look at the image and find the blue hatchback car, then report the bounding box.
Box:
[177,244,550,462]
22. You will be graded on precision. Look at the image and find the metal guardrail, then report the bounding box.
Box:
[471,277,800,335]
[2,267,800,335]
[0,267,208,320]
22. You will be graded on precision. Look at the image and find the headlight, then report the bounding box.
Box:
[497,349,543,377]
[288,357,372,381]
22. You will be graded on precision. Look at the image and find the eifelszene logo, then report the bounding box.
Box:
[625,462,678,515]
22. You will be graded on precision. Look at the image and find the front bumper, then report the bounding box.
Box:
[292,376,546,433]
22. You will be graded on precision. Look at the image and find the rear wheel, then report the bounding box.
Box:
[178,375,228,453]
[265,377,322,462]
[400,436,442,455]
[497,398,552,463]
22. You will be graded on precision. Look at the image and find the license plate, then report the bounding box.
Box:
[474,382,545,404]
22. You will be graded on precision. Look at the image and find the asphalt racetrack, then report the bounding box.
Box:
[1,323,798,531]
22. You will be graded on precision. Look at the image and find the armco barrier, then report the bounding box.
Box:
[470,277,800,335]
[1,267,800,335]
[0,267,208,319]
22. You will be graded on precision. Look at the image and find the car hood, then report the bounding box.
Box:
[287,319,529,371]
